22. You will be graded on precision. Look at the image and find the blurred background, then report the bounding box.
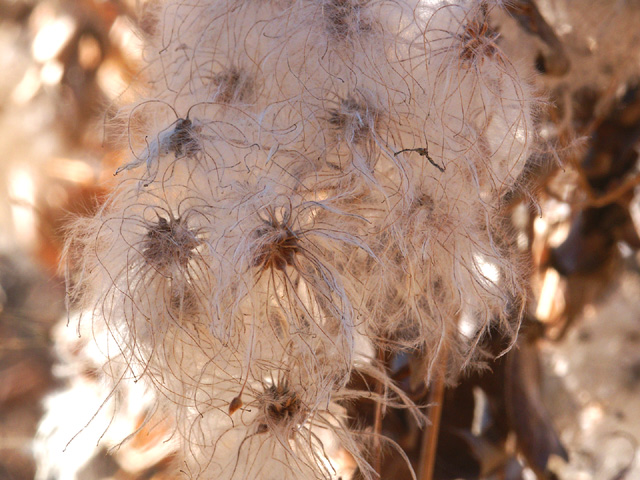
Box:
[0,0,639,479]
[0,1,141,478]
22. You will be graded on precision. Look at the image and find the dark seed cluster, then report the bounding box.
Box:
[329,96,377,144]
[142,216,200,272]
[251,209,301,274]
[323,0,372,40]
[259,382,302,428]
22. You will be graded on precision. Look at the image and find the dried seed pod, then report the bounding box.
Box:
[166,118,200,158]
[458,10,500,64]
[211,67,254,104]
[251,207,300,274]
[142,215,201,273]
[260,382,302,428]
[323,0,373,40]
[328,95,378,144]
[229,395,243,415]
[115,101,212,186]
[247,374,312,439]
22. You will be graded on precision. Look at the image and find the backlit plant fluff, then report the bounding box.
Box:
[56,0,535,478]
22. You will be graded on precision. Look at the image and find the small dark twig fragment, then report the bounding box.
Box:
[395,147,445,172]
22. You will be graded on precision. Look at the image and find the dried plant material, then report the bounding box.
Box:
[505,335,568,476]
[504,0,570,76]
[323,0,374,41]
[328,96,378,145]
[394,146,445,173]
[257,380,304,432]
[211,67,254,104]
[251,206,302,274]
[458,8,500,64]
[228,395,243,415]
[142,215,201,272]
[46,0,537,478]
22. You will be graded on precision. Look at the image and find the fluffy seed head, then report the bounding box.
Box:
[142,215,200,272]
[47,0,538,478]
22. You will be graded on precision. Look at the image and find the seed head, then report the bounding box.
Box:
[257,381,304,433]
[329,96,377,144]
[143,216,200,272]
[251,207,300,274]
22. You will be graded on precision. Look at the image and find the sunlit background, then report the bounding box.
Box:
[0,1,142,477]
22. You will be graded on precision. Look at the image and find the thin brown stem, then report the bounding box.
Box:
[373,347,386,476]
[418,350,448,480]
[583,172,640,208]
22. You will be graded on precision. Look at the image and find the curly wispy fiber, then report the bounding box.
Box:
[55,0,535,478]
